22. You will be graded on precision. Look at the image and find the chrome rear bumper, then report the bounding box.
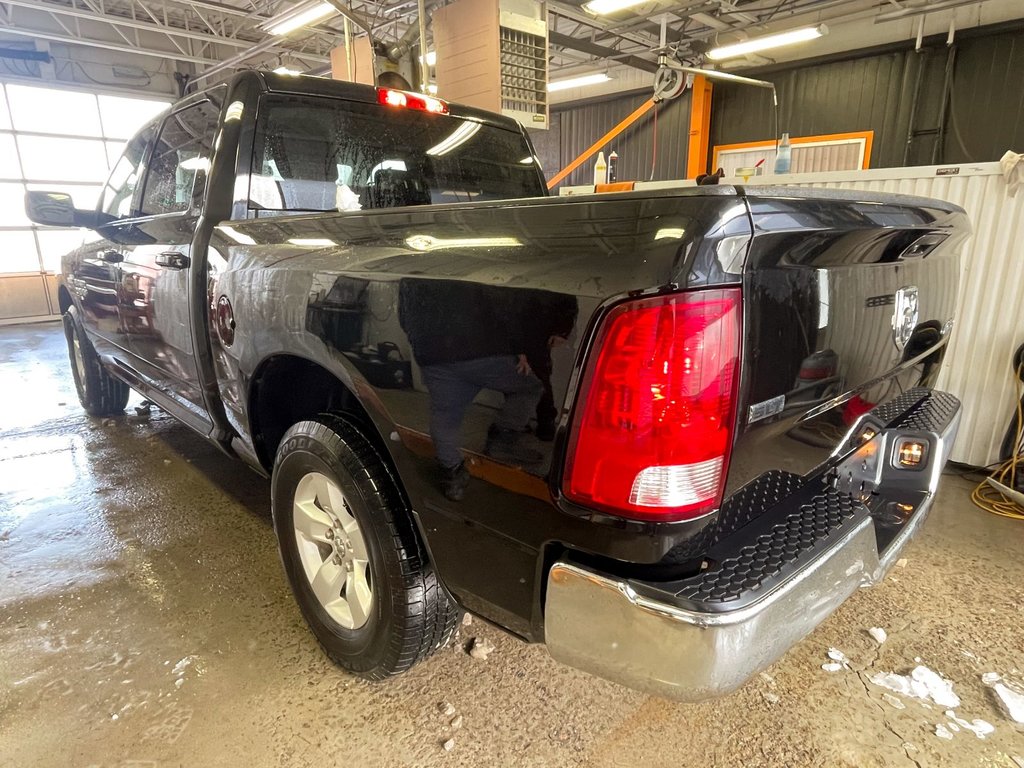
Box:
[544,389,961,702]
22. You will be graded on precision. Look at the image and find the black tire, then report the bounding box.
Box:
[271,414,460,679]
[63,307,130,416]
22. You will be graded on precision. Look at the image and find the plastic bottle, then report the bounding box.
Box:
[594,151,607,185]
[774,132,792,174]
[608,151,619,183]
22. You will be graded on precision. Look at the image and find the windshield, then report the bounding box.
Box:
[250,94,545,214]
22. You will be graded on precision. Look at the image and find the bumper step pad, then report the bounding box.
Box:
[660,481,866,609]
[645,389,962,612]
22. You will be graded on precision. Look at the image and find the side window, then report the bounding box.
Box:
[101,126,155,219]
[140,100,219,216]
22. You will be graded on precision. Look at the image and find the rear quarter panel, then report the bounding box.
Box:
[207,190,750,638]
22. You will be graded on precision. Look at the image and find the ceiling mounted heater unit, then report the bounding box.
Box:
[434,0,548,129]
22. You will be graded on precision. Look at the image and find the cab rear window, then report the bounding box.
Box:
[249,94,544,214]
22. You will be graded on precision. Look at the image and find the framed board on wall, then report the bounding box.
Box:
[711,131,874,177]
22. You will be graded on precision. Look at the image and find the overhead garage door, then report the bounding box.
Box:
[0,81,168,323]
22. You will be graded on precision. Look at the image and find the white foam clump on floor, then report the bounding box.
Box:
[868,627,887,645]
[934,724,954,740]
[944,710,995,739]
[868,665,961,708]
[982,673,1024,724]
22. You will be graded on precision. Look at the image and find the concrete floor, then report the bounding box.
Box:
[1,322,1023,768]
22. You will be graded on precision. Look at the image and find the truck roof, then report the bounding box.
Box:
[185,70,525,134]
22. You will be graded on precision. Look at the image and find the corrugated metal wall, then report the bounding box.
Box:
[530,89,690,188]
[737,164,1023,467]
[711,24,1024,169]
[945,28,1024,163]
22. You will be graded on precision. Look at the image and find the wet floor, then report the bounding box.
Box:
[1,321,1023,768]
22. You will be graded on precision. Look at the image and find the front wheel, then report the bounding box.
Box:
[63,307,129,416]
[271,415,460,679]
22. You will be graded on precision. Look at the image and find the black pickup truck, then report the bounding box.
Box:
[27,71,968,701]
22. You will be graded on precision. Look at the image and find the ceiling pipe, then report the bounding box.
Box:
[386,4,427,62]
[416,0,429,89]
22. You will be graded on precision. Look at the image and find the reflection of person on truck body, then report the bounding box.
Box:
[399,279,577,501]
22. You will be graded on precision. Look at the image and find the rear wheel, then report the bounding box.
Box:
[271,415,460,679]
[63,307,129,416]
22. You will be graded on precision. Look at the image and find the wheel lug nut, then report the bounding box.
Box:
[325,529,334,539]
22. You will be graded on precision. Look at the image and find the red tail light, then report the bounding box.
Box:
[376,87,449,114]
[563,288,742,522]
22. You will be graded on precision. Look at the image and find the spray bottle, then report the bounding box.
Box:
[594,151,607,185]
[608,150,619,183]
[774,132,792,174]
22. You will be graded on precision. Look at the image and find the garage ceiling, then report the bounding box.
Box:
[0,0,1019,92]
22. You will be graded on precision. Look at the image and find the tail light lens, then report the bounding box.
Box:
[563,288,741,521]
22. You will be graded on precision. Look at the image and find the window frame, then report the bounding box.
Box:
[98,122,159,221]
[137,97,219,219]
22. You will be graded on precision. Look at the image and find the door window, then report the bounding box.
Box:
[141,100,219,216]
[100,126,155,219]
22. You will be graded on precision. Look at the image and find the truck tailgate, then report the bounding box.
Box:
[724,186,969,496]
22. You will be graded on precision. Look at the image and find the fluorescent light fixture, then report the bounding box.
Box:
[426,121,481,157]
[707,24,827,61]
[548,72,611,92]
[263,0,335,36]
[288,238,336,247]
[405,235,522,252]
[582,0,646,15]
[418,50,437,66]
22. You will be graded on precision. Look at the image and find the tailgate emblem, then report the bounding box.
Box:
[892,286,919,350]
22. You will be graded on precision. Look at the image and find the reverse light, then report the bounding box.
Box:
[563,289,742,521]
[894,439,927,469]
[376,87,448,114]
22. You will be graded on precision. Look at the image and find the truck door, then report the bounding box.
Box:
[79,125,156,356]
[116,98,220,431]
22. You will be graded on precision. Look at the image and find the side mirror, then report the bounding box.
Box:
[24,190,115,229]
[26,190,76,226]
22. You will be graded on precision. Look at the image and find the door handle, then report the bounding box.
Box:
[156,251,190,270]
[100,249,124,263]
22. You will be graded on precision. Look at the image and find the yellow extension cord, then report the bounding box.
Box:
[971,364,1024,520]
